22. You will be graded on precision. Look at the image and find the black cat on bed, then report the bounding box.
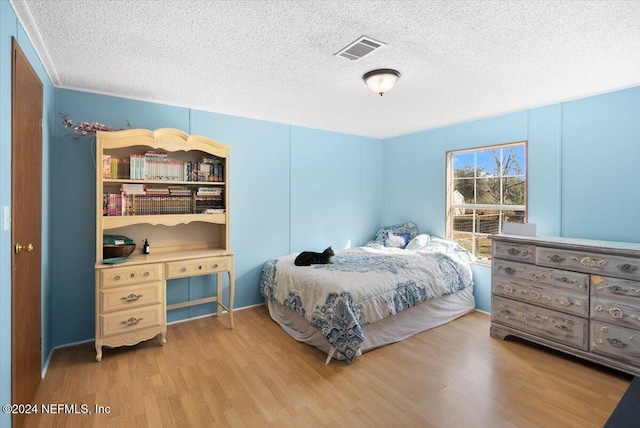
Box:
[294,246,334,266]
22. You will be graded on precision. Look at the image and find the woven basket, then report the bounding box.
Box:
[103,244,136,259]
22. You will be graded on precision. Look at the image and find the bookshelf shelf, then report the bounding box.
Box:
[94,128,234,362]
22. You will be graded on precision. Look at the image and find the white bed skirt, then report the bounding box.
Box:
[266,287,475,361]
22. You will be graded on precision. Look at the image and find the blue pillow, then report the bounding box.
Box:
[383,232,411,249]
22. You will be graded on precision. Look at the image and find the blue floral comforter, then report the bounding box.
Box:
[259,245,474,361]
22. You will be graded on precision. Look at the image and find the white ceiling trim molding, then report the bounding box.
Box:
[10,0,60,86]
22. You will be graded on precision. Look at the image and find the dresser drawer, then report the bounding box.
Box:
[591,295,640,330]
[100,281,162,313]
[493,241,535,263]
[101,263,163,288]
[493,278,588,317]
[591,275,640,302]
[492,260,589,294]
[492,296,588,350]
[537,247,640,281]
[591,321,640,364]
[100,305,163,338]
[166,255,231,279]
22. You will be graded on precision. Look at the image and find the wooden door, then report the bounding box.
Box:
[11,37,43,428]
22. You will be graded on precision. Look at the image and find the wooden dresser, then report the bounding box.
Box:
[490,234,640,376]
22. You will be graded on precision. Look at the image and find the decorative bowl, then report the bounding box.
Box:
[103,243,136,259]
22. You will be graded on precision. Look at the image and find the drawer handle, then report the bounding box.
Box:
[198,265,203,270]
[503,267,516,275]
[121,317,143,326]
[608,307,624,319]
[607,285,629,294]
[114,275,121,281]
[554,276,577,284]
[507,248,521,256]
[130,273,136,278]
[181,267,187,272]
[121,293,143,302]
[548,255,565,263]
[606,337,627,348]
[579,256,607,267]
[143,271,150,277]
[618,263,639,273]
[213,264,219,268]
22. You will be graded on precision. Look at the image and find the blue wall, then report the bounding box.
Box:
[0,1,55,426]
[52,89,383,342]
[382,87,640,312]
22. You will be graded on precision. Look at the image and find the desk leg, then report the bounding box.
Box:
[216,271,223,318]
[228,269,235,329]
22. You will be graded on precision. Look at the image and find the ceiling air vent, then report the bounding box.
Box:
[335,36,386,61]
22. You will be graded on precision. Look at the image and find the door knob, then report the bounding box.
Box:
[15,242,34,254]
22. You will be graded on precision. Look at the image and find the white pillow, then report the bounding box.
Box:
[405,234,431,251]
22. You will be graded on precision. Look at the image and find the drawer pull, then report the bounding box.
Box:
[548,255,565,263]
[121,317,143,326]
[198,265,203,270]
[554,276,577,284]
[618,263,639,273]
[143,271,150,277]
[578,256,607,268]
[503,267,516,275]
[114,275,121,281]
[606,337,627,348]
[608,285,629,294]
[181,267,187,272]
[130,273,135,278]
[121,293,143,302]
[507,248,521,256]
[608,307,623,319]
[213,264,219,268]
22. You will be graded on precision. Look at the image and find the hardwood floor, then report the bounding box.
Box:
[25,307,631,428]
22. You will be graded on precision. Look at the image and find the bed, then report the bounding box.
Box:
[259,223,476,363]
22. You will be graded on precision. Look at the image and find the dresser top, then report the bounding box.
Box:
[490,234,640,258]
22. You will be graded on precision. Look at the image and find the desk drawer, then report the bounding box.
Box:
[100,305,162,337]
[100,281,162,313]
[101,263,162,288]
[491,295,587,350]
[166,255,231,279]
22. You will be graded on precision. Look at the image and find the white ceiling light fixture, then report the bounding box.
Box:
[363,69,401,96]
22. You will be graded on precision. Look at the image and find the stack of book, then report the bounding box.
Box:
[194,187,225,214]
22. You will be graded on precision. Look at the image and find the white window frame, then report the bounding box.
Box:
[446,141,528,264]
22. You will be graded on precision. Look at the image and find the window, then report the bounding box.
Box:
[446,142,527,262]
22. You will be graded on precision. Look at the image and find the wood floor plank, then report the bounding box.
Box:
[25,308,630,427]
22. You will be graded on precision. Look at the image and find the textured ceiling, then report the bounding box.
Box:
[11,0,640,139]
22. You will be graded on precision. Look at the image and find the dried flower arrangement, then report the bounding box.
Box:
[60,113,134,139]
